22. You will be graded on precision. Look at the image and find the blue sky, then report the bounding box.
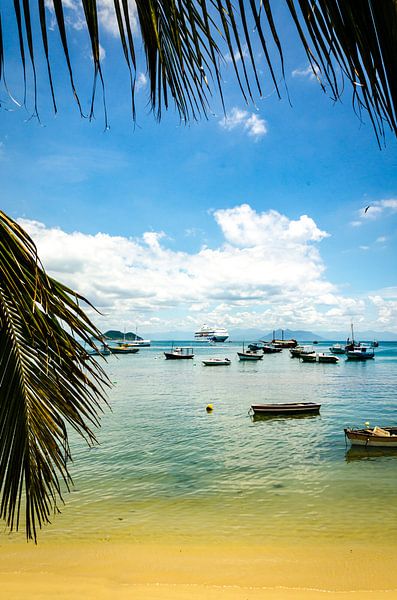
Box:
[1,1,397,335]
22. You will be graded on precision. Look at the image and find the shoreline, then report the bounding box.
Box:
[1,538,397,599]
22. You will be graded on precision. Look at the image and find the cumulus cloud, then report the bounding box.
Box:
[18,204,394,332]
[214,204,328,247]
[369,295,397,327]
[219,108,267,140]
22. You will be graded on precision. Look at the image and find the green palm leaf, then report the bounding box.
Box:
[0,212,109,541]
[0,1,396,138]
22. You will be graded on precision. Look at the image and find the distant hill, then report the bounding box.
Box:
[103,330,143,341]
[318,329,397,341]
[229,328,324,342]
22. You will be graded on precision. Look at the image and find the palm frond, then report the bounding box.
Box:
[0,212,109,541]
[1,1,396,138]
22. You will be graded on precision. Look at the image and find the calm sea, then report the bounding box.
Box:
[16,342,397,543]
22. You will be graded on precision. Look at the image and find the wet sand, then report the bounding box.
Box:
[1,539,397,599]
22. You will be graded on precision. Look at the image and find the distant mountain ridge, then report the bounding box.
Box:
[103,330,143,341]
[134,327,397,342]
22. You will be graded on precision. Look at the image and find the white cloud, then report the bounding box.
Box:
[213,204,329,247]
[20,204,397,334]
[369,296,397,327]
[17,204,395,333]
[219,108,267,140]
[292,64,320,81]
[375,236,387,244]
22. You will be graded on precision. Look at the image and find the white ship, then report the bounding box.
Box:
[194,325,229,343]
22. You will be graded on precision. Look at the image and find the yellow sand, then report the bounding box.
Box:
[1,539,397,599]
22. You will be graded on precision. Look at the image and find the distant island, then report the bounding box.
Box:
[103,330,144,341]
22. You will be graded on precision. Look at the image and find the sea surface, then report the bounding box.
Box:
[9,341,397,544]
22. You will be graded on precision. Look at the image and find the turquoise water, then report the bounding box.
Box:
[30,342,397,543]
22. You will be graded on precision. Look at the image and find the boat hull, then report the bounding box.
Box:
[202,360,231,366]
[318,355,339,363]
[251,402,321,416]
[164,352,194,359]
[237,352,263,361]
[345,428,397,447]
[346,353,374,360]
[110,347,139,354]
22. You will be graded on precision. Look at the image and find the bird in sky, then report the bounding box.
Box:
[364,205,371,213]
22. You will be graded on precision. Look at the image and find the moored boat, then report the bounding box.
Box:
[344,426,397,447]
[262,345,282,354]
[110,344,139,354]
[164,346,194,359]
[317,353,339,363]
[272,338,298,348]
[237,351,263,361]
[299,352,317,362]
[202,358,231,366]
[87,344,111,357]
[290,345,314,358]
[329,343,345,354]
[346,346,375,360]
[250,402,321,416]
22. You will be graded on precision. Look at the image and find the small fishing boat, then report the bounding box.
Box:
[86,344,111,357]
[164,346,194,359]
[346,346,375,360]
[110,344,139,354]
[317,353,339,363]
[250,402,321,416]
[290,345,314,358]
[202,358,231,366]
[237,342,263,361]
[299,352,317,363]
[237,351,263,361]
[262,345,282,353]
[329,343,345,354]
[344,426,397,447]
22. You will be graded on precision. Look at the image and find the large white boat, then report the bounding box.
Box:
[194,325,229,343]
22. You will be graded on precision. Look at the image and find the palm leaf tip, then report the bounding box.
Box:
[0,211,110,541]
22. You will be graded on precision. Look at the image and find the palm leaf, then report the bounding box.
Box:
[0,1,396,138]
[0,212,109,541]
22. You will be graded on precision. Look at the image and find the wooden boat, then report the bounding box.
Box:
[164,346,194,359]
[202,358,231,366]
[299,352,317,362]
[344,427,397,447]
[271,338,298,348]
[237,351,263,361]
[250,402,321,416]
[110,344,139,354]
[317,353,339,363]
[237,342,263,361]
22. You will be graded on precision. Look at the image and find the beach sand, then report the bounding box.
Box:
[1,539,397,599]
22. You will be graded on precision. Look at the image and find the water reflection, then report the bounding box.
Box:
[345,446,397,462]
